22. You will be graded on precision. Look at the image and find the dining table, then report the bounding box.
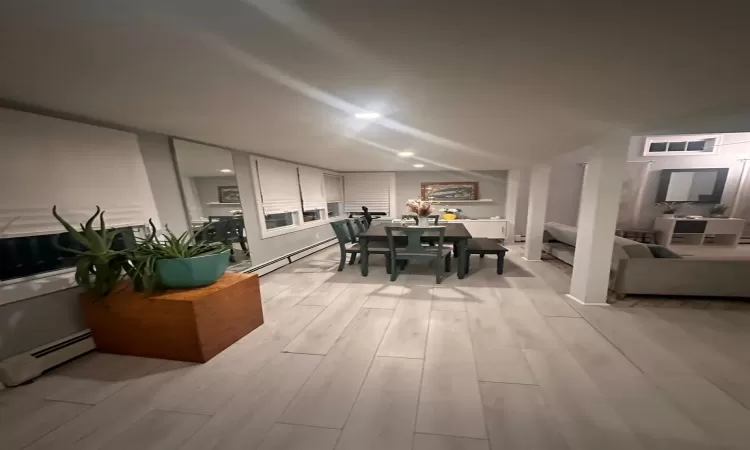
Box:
[358,223,473,279]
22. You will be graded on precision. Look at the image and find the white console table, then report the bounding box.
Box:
[653,217,745,246]
[436,219,507,239]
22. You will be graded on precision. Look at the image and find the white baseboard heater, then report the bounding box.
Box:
[0,330,94,388]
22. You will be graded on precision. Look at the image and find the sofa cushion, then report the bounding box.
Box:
[646,245,682,259]
[543,222,579,247]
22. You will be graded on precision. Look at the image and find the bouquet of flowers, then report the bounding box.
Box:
[406,199,434,217]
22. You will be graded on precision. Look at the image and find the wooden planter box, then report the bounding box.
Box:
[82,273,263,363]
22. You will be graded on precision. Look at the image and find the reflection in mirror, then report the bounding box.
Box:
[656,168,728,203]
[172,140,251,270]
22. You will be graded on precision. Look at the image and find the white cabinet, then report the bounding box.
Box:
[653,217,744,246]
[437,219,507,239]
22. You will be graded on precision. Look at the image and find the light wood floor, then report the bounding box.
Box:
[2,245,750,450]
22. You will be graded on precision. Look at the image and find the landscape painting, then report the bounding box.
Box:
[421,182,478,201]
[218,186,240,203]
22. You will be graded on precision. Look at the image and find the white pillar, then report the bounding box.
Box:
[568,137,629,304]
[524,165,551,261]
[504,169,522,244]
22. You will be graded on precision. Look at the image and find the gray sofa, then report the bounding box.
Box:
[542,222,750,299]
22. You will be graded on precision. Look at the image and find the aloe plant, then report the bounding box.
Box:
[124,221,230,292]
[52,206,126,298]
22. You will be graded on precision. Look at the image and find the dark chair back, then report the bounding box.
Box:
[385,226,446,258]
[345,219,361,243]
[402,214,418,225]
[331,220,352,244]
[356,216,369,231]
[208,215,233,223]
[428,215,440,225]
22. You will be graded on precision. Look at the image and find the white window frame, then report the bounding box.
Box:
[324,174,344,219]
[643,134,722,156]
[249,157,344,239]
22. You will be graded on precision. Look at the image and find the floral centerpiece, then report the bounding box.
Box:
[406,199,434,226]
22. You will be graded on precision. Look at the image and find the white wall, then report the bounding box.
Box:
[394,170,508,218]
[546,163,585,226]
[629,132,750,227]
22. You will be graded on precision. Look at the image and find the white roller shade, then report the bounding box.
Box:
[344,173,393,214]
[254,158,301,215]
[0,108,158,238]
[324,174,343,203]
[298,166,326,211]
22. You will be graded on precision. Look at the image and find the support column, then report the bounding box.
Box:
[569,137,629,304]
[524,165,551,261]
[504,169,521,244]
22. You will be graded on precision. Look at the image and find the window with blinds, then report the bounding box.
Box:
[344,173,393,215]
[254,158,302,215]
[298,167,326,212]
[324,174,343,203]
[0,108,157,239]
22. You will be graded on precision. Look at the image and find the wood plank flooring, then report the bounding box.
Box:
[2,245,750,449]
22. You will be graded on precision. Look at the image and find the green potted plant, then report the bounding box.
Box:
[52,206,127,298]
[130,221,231,289]
[53,207,232,294]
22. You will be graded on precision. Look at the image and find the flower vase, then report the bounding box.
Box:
[418,216,430,227]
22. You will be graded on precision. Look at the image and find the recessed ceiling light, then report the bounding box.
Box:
[398,151,414,157]
[220,169,233,173]
[413,164,425,168]
[354,111,381,119]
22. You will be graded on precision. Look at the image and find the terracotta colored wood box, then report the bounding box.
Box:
[82,273,263,363]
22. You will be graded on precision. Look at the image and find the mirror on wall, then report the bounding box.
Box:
[172,140,251,269]
[656,168,729,203]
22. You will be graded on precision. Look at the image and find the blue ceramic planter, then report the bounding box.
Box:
[156,250,231,289]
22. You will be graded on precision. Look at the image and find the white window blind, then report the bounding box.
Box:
[324,174,343,203]
[298,166,326,211]
[255,158,301,215]
[344,173,393,214]
[0,108,158,238]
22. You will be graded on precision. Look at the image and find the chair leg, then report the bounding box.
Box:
[465,254,470,274]
[385,255,392,274]
[349,252,357,265]
[480,254,485,259]
[338,252,346,271]
[390,258,399,282]
[445,254,452,273]
[436,255,444,284]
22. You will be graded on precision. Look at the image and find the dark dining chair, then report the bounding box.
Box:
[385,226,451,284]
[330,220,391,272]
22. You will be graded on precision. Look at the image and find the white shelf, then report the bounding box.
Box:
[206,202,242,206]
[428,199,493,203]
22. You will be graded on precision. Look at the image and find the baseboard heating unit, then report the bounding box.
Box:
[0,330,94,387]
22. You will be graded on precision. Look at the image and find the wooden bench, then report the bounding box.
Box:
[466,238,508,274]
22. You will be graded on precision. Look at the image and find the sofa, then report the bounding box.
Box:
[542,222,750,299]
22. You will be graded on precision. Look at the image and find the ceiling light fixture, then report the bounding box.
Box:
[398,151,414,157]
[354,111,381,119]
[220,169,233,173]
[413,164,425,168]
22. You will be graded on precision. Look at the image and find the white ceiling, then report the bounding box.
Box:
[1,1,749,171]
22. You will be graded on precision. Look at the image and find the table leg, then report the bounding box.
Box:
[457,239,468,279]
[497,253,505,275]
[360,236,369,276]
